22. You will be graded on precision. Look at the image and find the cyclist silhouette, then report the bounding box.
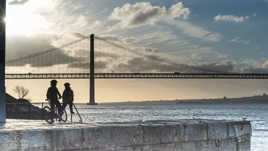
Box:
[62,82,74,114]
[46,80,62,121]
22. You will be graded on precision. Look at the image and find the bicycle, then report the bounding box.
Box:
[42,100,67,124]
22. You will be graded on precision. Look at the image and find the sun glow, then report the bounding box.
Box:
[6,1,53,36]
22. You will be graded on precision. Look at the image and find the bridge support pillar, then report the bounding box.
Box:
[0,0,6,123]
[89,34,97,105]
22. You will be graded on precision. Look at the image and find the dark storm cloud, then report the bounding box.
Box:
[117,57,181,72]
[30,50,83,67]
[145,54,169,63]
[68,61,107,70]
[96,35,137,45]
[5,34,263,73]
[129,8,163,26]
[144,54,234,73]
[5,34,119,70]
[116,53,236,73]
[73,33,90,39]
[6,35,86,68]
[95,36,128,50]
[194,62,235,73]
[94,34,236,73]
[6,35,55,61]
[8,0,29,5]
[6,46,83,67]
[96,36,122,42]
[95,51,119,59]
[242,67,268,73]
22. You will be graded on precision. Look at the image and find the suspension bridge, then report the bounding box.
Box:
[5,73,268,79]
[5,34,268,104]
[6,34,268,79]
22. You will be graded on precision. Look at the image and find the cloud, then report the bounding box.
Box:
[135,31,177,46]
[6,0,265,74]
[214,15,249,23]
[115,54,235,73]
[230,59,268,73]
[5,34,92,73]
[262,61,268,68]
[168,2,190,19]
[110,2,190,28]
[231,37,250,45]
[93,34,234,73]
[94,36,230,72]
[174,21,222,42]
[8,0,29,5]
[6,35,55,61]
[6,36,84,68]
[110,2,165,28]
[68,61,107,70]
[94,35,268,73]
[6,33,268,74]
[244,68,268,73]
[194,62,235,73]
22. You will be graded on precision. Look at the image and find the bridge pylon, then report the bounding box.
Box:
[89,34,97,105]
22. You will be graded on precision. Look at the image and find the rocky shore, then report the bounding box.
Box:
[6,93,47,119]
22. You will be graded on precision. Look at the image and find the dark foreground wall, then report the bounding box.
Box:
[0,120,251,151]
[0,0,6,123]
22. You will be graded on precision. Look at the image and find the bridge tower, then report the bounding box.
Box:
[0,0,6,123]
[89,34,97,105]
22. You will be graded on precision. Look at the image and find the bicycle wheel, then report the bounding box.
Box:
[60,109,67,122]
[43,106,54,124]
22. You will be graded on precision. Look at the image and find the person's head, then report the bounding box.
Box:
[50,80,57,87]
[64,82,70,88]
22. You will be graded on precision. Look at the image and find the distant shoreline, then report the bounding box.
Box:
[30,94,268,105]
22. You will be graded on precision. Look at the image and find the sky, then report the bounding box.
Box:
[4,0,268,102]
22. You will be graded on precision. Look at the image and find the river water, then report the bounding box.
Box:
[72,102,268,151]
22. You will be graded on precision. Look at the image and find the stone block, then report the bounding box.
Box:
[233,122,251,137]
[160,125,184,143]
[0,131,18,150]
[237,134,251,151]
[142,125,162,144]
[53,128,86,150]
[184,123,207,141]
[182,140,219,151]
[151,143,175,151]
[110,125,143,146]
[208,123,227,140]
[219,137,237,151]
[20,130,50,151]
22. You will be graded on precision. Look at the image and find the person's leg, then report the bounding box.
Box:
[55,100,62,114]
[50,101,55,112]
[50,101,56,121]
[62,103,67,111]
[69,102,74,113]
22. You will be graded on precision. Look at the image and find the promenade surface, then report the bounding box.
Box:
[0,119,93,130]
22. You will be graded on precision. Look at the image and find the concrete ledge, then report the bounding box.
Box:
[0,120,251,151]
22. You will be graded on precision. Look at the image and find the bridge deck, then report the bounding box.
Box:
[5,73,268,79]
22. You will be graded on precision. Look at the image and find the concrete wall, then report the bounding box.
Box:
[0,120,251,151]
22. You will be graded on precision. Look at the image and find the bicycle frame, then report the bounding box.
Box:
[42,100,67,124]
